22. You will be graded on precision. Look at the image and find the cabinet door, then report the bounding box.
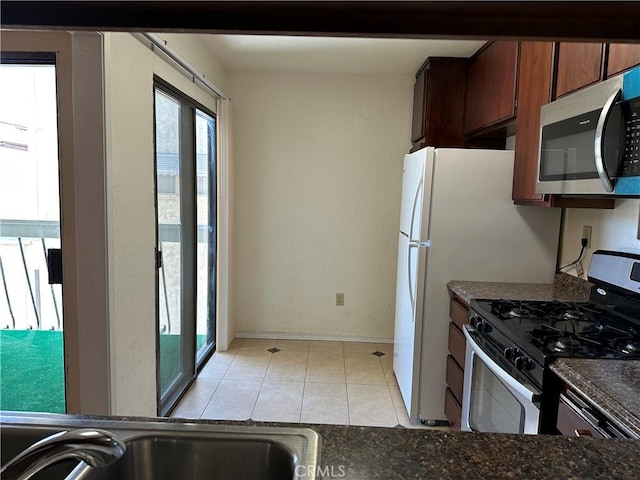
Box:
[446,355,464,404]
[513,42,553,204]
[448,322,466,368]
[445,387,462,430]
[554,42,604,98]
[465,41,519,134]
[411,67,427,144]
[607,43,640,77]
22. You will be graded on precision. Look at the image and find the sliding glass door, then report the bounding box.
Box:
[154,78,216,415]
[0,57,66,413]
[195,110,216,365]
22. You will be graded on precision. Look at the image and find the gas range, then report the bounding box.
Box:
[468,251,640,393]
[460,250,640,435]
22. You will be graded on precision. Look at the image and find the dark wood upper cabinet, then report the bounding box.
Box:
[464,41,519,135]
[606,43,640,77]
[513,42,553,205]
[410,57,468,151]
[554,42,604,98]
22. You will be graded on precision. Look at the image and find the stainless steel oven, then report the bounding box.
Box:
[460,251,640,436]
[461,324,541,434]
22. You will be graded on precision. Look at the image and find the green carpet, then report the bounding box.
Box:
[1,331,209,412]
[0,330,65,413]
[160,333,208,393]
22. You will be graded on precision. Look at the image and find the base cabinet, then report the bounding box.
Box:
[446,296,469,429]
[445,388,463,430]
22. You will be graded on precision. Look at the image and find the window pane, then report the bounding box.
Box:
[195,110,215,359]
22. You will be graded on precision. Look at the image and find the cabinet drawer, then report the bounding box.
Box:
[448,322,466,368]
[449,298,469,329]
[446,355,464,403]
[557,400,604,438]
[444,387,462,430]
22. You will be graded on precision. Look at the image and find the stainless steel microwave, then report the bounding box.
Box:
[537,71,640,196]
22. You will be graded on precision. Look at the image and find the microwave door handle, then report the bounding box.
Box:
[594,88,622,193]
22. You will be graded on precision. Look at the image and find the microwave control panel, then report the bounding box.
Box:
[622,97,640,177]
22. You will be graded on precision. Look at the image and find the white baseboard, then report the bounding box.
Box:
[234,331,393,344]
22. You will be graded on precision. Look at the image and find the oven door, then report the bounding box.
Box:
[461,326,541,434]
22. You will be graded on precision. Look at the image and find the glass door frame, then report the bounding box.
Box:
[0,32,111,415]
[153,76,216,416]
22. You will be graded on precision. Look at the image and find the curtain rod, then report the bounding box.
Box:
[133,32,228,100]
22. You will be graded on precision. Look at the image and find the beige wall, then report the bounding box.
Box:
[559,199,640,277]
[105,32,220,415]
[229,71,413,341]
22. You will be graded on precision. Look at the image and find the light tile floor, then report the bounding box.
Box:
[171,338,436,429]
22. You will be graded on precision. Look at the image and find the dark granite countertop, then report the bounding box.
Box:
[3,412,639,479]
[551,359,640,439]
[311,424,639,480]
[447,273,591,305]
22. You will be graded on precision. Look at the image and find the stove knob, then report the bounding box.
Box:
[504,347,518,361]
[515,355,533,371]
[476,319,492,333]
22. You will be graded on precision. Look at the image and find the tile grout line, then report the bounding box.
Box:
[249,345,276,421]
[180,344,238,419]
[198,377,224,419]
[299,342,312,424]
[379,347,400,427]
[342,341,353,426]
[197,342,243,419]
[387,384,401,428]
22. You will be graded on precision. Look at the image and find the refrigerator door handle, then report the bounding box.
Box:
[407,241,431,316]
[409,241,431,248]
[408,177,423,241]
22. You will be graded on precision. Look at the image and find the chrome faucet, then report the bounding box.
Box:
[0,428,126,480]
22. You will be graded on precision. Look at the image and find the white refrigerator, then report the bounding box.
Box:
[393,147,561,423]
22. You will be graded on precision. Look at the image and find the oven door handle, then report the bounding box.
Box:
[463,326,540,402]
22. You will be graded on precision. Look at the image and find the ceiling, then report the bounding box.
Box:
[198,35,485,75]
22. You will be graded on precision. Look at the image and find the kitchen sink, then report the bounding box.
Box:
[0,412,321,480]
[1,423,79,480]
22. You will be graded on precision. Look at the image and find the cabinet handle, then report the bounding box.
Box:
[574,429,593,437]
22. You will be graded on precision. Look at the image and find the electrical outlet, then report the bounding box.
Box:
[582,225,592,249]
[336,293,344,306]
